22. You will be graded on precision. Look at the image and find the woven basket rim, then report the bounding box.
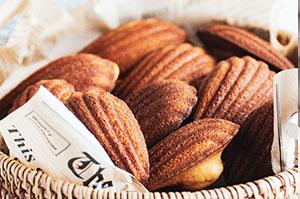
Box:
[0,151,298,198]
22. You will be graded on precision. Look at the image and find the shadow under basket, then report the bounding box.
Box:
[0,152,298,199]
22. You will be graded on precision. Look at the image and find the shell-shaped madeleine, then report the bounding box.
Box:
[31,54,119,92]
[113,43,215,99]
[81,18,187,74]
[0,54,119,119]
[223,100,274,185]
[66,90,149,182]
[126,80,198,148]
[197,24,294,71]
[146,118,239,191]
[10,79,75,113]
[194,56,275,124]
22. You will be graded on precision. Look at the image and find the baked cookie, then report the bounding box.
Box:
[126,80,198,148]
[81,18,186,74]
[9,79,75,112]
[194,56,274,124]
[114,43,215,99]
[146,118,239,191]
[66,90,149,182]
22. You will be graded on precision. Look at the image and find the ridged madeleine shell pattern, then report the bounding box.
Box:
[66,90,149,183]
[223,100,274,185]
[113,43,215,99]
[194,56,275,125]
[126,80,198,148]
[30,54,119,92]
[81,18,187,74]
[0,54,119,119]
[146,118,239,191]
[197,24,294,71]
[9,79,75,113]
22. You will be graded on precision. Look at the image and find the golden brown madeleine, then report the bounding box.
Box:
[9,79,75,113]
[66,90,149,182]
[223,100,274,185]
[28,54,119,92]
[194,56,275,125]
[146,118,239,191]
[197,24,294,71]
[113,43,215,99]
[0,54,119,119]
[81,18,187,74]
[126,80,198,148]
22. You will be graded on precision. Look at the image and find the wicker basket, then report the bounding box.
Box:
[0,152,298,199]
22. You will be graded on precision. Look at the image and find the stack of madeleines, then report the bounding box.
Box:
[0,18,295,190]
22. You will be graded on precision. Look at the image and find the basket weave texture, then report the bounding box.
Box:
[0,152,298,199]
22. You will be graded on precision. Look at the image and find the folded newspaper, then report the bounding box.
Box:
[272,69,299,173]
[0,86,147,192]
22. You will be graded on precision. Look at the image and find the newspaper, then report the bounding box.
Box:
[0,86,147,192]
[272,69,299,173]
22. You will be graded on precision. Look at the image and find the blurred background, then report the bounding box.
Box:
[0,0,298,83]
